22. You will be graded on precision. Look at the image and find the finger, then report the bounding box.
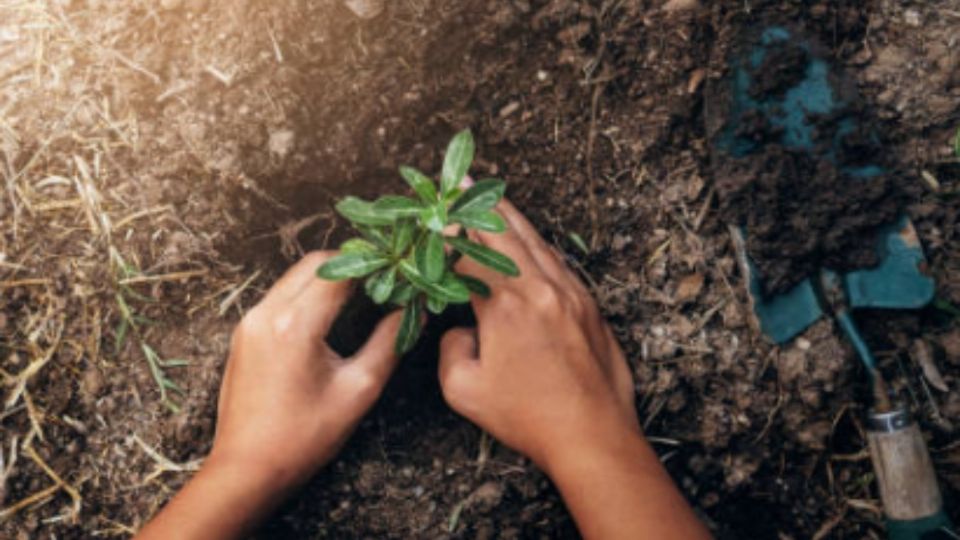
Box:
[340,311,404,393]
[262,251,338,307]
[287,274,355,340]
[467,211,543,282]
[438,327,481,414]
[492,199,571,284]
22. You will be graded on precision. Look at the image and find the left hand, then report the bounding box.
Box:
[208,250,402,494]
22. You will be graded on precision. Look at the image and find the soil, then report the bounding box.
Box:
[711,32,905,294]
[1,1,959,539]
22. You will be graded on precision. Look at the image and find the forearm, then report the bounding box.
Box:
[546,431,711,540]
[136,457,288,540]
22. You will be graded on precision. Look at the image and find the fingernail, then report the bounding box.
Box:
[460,175,474,188]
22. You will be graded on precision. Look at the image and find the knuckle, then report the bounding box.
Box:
[439,370,470,411]
[528,279,564,311]
[492,287,524,309]
[347,368,380,400]
[270,309,307,341]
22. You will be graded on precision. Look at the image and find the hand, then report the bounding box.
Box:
[137,252,402,540]
[209,251,402,491]
[437,200,639,473]
[437,201,711,540]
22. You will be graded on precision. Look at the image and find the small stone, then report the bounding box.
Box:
[466,481,504,512]
[662,0,700,14]
[536,70,549,81]
[268,129,295,159]
[499,101,521,118]
[903,9,921,27]
[160,0,182,10]
[82,368,106,398]
[674,272,704,304]
[611,233,631,251]
[343,0,384,19]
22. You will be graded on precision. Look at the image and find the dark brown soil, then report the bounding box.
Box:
[1,1,959,539]
[711,33,904,294]
[716,145,902,294]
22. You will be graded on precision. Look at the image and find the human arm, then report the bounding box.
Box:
[437,200,712,540]
[136,252,402,540]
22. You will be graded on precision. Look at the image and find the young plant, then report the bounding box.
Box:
[316,130,519,354]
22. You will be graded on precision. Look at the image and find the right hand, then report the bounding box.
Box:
[438,199,640,473]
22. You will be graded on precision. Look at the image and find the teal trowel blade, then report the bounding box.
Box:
[752,277,823,344]
[748,217,935,345]
[844,217,935,310]
[720,27,935,344]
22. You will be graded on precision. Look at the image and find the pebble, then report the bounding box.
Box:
[268,129,295,159]
[499,101,521,118]
[903,9,921,27]
[662,0,700,14]
[467,481,504,511]
[343,0,384,19]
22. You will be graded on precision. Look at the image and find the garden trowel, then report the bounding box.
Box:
[715,26,953,539]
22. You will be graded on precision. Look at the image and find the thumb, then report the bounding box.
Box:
[438,327,480,413]
[343,311,404,391]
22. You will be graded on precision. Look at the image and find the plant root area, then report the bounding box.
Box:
[1,1,958,538]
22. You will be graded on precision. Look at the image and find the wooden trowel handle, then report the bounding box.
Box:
[867,408,954,539]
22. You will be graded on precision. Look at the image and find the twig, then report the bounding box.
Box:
[585,81,605,250]
[118,269,207,285]
[132,435,202,485]
[218,269,261,316]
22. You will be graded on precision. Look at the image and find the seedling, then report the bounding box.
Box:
[317,130,519,354]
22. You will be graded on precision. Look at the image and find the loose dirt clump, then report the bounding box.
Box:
[711,34,905,294]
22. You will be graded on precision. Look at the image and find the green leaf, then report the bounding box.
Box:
[426,295,448,314]
[365,267,396,304]
[416,232,445,283]
[356,225,391,250]
[340,238,379,254]
[395,300,423,355]
[317,252,390,280]
[450,179,505,214]
[457,274,491,298]
[568,232,590,254]
[419,204,447,232]
[388,282,416,306]
[391,219,415,255]
[399,261,471,303]
[400,166,438,203]
[954,126,960,158]
[445,237,519,277]
[336,196,394,226]
[373,195,423,219]
[450,210,506,233]
[441,129,475,195]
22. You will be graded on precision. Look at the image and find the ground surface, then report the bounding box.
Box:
[1,0,959,538]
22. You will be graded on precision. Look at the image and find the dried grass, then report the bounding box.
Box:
[0,0,250,530]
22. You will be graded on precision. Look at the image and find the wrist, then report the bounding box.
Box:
[201,451,298,502]
[540,419,650,481]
